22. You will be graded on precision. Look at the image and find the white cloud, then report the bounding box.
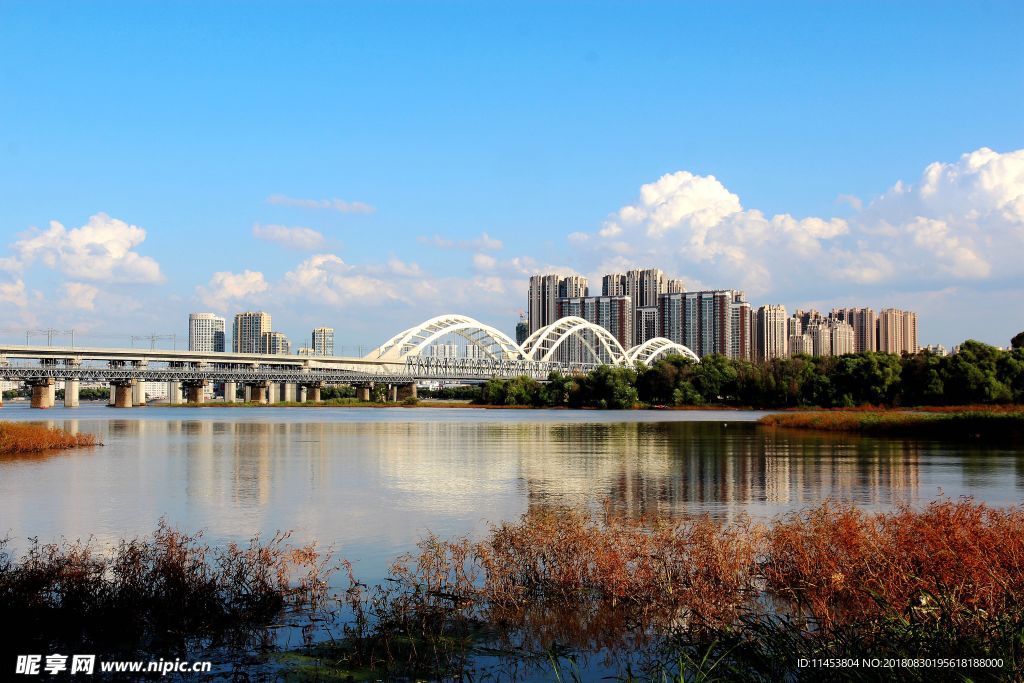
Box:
[252,223,325,250]
[577,147,1024,296]
[266,194,375,214]
[0,279,28,308]
[196,269,269,310]
[60,282,99,310]
[13,213,164,284]
[472,253,498,271]
[281,254,406,306]
[417,232,504,251]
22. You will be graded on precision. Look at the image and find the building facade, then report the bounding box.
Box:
[658,290,743,358]
[831,307,877,353]
[312,327,334,356]
[877,308,918,354]
[232,312,271,354]
[188,313,225,353]
[528,274,589,333]
[260,331,291,355]
[555,295,633,352]
[756,305,788,361]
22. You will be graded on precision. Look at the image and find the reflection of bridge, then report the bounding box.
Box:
[0,314,698,409]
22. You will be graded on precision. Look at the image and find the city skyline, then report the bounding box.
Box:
[1,3,1022,349]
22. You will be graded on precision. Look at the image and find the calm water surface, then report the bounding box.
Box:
[2,403,1022,585]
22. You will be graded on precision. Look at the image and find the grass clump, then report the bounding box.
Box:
[760,408,1024,441]
[0,521,332,656]
[0,421,98,454]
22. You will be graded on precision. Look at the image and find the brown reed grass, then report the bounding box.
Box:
[0,421,98,454]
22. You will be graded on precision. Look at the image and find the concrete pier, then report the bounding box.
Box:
[284,383,296,402]
[64,379,80,408]
[185,382,206,404]
[132,381,146,406]
[223,381,237,403]
[30,379,56,409]
[387,385,398,402]
[357,386,371,402]
[168,381,181,405]
[298,386,308,403]
[248,383,268,404]
[113,383,133,408]
[308,385,321,403]
[268,383,279,404]
[396,383,417,401]
[109,383,117,406]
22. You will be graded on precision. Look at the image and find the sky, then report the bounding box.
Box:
[1,1,1022,351]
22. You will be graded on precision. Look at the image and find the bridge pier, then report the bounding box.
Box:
[268,383,279,404]
[168,381,181,405]
[308,385,321,403]
[283,383,296,403]
[29,379,55,409]
[64,379,80,408]
[357,385,371,402]
[223,381,237,403]
[247,383,269,404]
[396,383,417,401]
[133,380,146,406]
[387,384,398,402]
[113,382,134,408]
[184,381,206,404]
[298,386,308,403]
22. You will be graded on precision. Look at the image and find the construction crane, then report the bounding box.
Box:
[26,328,74,347]
[130,333,177,350]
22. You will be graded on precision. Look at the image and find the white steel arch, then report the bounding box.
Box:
[520,316,629,365]
[366,314,526,362]
[626,337,700,365]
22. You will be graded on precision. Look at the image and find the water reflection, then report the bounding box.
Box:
[1,411,1022,580]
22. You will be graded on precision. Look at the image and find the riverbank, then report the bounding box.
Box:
[0,421,98,454]
[5,500,1021,680]
[760,406,1024,440]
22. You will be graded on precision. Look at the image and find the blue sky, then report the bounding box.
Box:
[1,1,1022,350]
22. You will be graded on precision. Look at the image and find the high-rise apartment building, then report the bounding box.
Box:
[626,268,667,345]
[232,312,271,353]
[831,307,877,353]
[786,316,803,338]
[528,274,589,333]
[601,273,627,297]
[789,333,812,356]
[635,306,660,345]
[515,315,529,345]
[729,296,752,360]
[830,319,855,355]
[756,305,788,361]
[658,290,740,358]
[807,322,832,357]
[312,327,334,356]
[188,313,225,353]
[877,308,918,354]
[260,331,291,355]
[666,278,686,294]
[555,295,633,352]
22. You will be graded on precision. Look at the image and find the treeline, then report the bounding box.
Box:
[476,340,1024,409]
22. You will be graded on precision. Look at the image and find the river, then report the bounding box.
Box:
[1,403,1021,586]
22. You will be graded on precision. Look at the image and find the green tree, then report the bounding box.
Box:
[1012,331,1024,349]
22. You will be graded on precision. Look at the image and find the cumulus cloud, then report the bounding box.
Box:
[472,253,498,271]
[12,213,164,284]
[281,254,406,306]
[252,223,326,250]
[60,282,99,310]
[196,269,269,310]
[577,147,1024,296]
[266,194,375,214]
[0,279,28,308]
[417,232,504,251]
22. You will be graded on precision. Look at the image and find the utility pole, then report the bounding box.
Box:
[130,333,176,350]
[27,329,74,347]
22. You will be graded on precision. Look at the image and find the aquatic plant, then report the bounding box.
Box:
[0,421,98,454]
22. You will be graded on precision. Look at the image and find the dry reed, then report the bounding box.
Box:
[0,421,98,454]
